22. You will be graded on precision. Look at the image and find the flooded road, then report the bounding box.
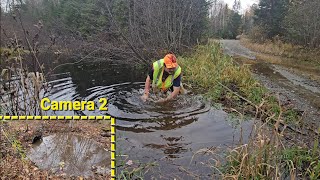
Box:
[220,40,320,126]
[35,60,254,178]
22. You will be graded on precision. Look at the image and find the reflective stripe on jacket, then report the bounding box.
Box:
[152,59,181,92]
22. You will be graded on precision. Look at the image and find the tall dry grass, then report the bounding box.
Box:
[180,41,319,179]
[240,37,320,69]
[179,41,264,104]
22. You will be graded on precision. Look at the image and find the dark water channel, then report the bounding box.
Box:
[29,61,253,179]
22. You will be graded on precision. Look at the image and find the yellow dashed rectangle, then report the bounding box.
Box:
[111,170,115,177]
[96,116,103,120]
[65,116,73,120]
[111,126,115,134]
[104,116,111,120]
[89,116,96,120]
[3,115,115,178]
[111,143,115,151]
[1,116,113,121]
[111,118,115,125]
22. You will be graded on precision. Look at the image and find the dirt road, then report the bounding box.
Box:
[220,40,320,127]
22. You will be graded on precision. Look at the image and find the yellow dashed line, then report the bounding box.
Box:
[111,126,115,134]
[96,116,103,120]
[65,116,73,120]
[89,116,96,120]
[0,115,116,178]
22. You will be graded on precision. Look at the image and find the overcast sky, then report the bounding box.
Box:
[223,0,259,12]
[0,0,260,13]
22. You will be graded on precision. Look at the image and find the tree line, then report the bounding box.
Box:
[1,0,211,63]
[248,0,320,48]
[1,0,319,63]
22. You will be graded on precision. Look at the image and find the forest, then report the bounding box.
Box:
[1,0,319,179]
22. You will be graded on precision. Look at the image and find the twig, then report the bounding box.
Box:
[104,1,149,66]
[215,81,317,136]
[49,48,101,74]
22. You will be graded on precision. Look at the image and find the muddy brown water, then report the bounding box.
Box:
[252,63,320,106]
[28,134,110,177]
[28,61,254,179]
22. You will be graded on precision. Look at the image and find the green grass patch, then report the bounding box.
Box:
[280,142,320,179]
[179,41,302,123]
[179,42,261,103]
[178,40,317,179]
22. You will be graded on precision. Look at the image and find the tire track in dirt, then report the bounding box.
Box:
[220,40,320,127]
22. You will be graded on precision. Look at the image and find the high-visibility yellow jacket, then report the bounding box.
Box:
[151,59,181,92]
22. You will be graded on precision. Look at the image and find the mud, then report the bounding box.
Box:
[220,39,256,60]
[220,40,320,127]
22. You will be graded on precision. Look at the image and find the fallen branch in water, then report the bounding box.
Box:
[48,48,101,74]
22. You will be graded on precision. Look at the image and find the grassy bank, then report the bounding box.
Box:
[240,37,320,65]
[179,41,300,123]
[180,41,263,103]
[240,38,320,81]
[178,41,320,179]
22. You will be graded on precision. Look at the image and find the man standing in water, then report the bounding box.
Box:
[141,53,183,103]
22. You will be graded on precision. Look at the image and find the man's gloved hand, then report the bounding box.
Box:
[141,93,149,102]
[155,98,167,103]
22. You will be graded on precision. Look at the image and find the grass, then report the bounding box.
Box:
[116,149,158,179]
[0,47,30,60]
[178,41,300,123]
[178,40,319,179]
[218,123,320,179]
[179,41,263,103]
[280,144,320,179]
[240,37,320,64]
[240,37,320,81]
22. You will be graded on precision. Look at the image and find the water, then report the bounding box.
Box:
[28,134,110,177]
[31,61,253,178]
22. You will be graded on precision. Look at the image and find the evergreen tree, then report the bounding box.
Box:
[254,0,289,38]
